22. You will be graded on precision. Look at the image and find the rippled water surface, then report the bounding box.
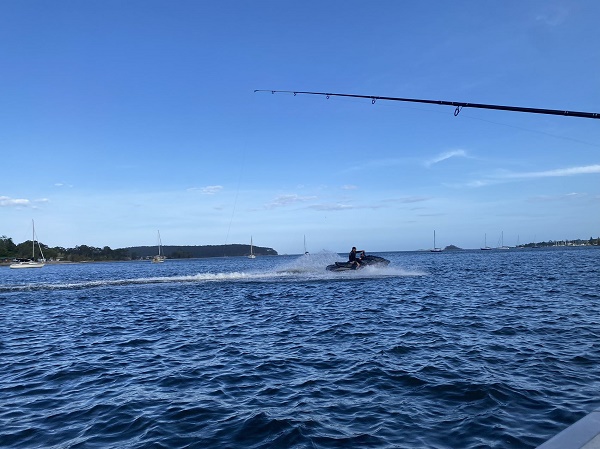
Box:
[2,248,599,448]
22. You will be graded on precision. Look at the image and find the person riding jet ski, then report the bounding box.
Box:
[326,247,390,272]
[348,246,365,269]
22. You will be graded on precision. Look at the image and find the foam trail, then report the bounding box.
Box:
[0,272,265,293]
[0,269,322,293]
[0,253,426,293]
[275,250,341,274]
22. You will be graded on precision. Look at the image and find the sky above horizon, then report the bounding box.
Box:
[2,1,599,254]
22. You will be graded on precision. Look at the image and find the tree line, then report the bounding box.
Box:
[125,244,277,259]
[0,236,130,262]
[520,237,600,247]
[0,235,278,262]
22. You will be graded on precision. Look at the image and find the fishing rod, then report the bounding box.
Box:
[254,89,600,119]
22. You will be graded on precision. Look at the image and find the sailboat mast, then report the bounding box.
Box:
[31,219,45,261]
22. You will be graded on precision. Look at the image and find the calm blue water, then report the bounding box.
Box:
[1,247,599,448]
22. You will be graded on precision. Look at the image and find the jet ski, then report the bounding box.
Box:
[326,254,390,272]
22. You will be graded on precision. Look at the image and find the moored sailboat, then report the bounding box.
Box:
[10,220,45,269]
[151,230,166,263]
[430,230,443,252]
[481,233,492,250]
[248,236,256,259]
[497,231,510,250]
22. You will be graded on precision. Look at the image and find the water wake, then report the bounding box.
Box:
[0,272,266,293]
[0,253,424,293]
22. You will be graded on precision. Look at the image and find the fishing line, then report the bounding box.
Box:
[224,91,257,247]
[456,113,600,148]
[374,99,600,149]
[224,143,245,246]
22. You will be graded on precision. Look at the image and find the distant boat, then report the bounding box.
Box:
[516,235,524,249]
[10,220,45,269]
[481,233,492,250]
[497,231,510,250]
[151,230,166,263]
[304,235,309,255]
[430,230,443,252]
[248,236,256,259]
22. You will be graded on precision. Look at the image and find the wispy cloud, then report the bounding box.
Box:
[264,193,430,212]
[417,212,446,217]
[502,165,600,179]
[535,5,570,26]
[425,150,467,167]
[527,193,586,202]
[265,194,317,209]
[342,184,358,190]
[0,196,47,207]
[307,203,355,211]
[54,183,73,188]
[382,196,431,204]
[0,196,30,207]
[464,164,600,188]
[343,157,410,173]
[463,179,491,188]
[187,185,223,195]
[307,202,386,211]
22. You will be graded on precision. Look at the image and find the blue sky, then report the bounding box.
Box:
[2,1,599,254]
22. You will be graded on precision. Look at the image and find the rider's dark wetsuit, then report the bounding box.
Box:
[349,248,361,269]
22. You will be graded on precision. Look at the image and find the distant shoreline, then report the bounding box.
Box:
[2,245,598,267]
[0,254,282,267]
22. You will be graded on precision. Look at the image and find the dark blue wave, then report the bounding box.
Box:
[1,248,599,448]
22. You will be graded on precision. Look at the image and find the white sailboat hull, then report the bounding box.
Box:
[497,231,510,250]
[430,230,443,252]
[151,230,166,262]
[10,261,45,269]
[12,220,45,269]
[481,233,492,250]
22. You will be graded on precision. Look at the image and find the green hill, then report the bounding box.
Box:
[124,244,278,259]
